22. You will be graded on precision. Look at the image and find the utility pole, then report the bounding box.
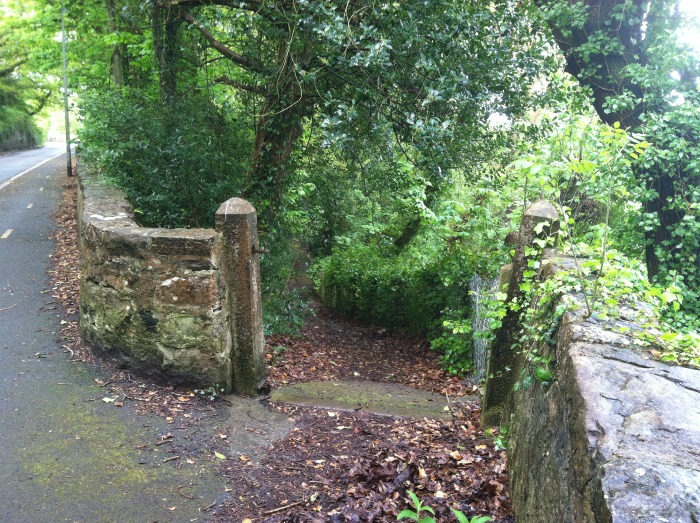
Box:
[61,1,73,177]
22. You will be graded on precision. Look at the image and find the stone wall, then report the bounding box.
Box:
[77,173,265,394]
[483,226,700,521]
[505,284,700,522]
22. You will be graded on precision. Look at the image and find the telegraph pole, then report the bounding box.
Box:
[61,1,73,177]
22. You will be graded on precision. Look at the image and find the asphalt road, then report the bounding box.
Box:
[0,152,225,522]
[0,142,68,188]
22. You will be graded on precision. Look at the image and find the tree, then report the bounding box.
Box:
[156,0,544,230]
[534,0,700,312]
[0,3,52,149]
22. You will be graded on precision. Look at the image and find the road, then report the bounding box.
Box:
[0,150,226,522]
[0,142,68,189]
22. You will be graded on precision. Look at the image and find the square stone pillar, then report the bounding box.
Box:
[215,198,266,395]
[482,200,560,426]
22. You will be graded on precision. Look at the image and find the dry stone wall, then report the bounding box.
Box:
[484,253,700,521]
[506,290,700,522]
[483,202,699,522]
[77,173,265,394]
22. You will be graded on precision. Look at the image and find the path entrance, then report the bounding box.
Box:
[1,152,511,522]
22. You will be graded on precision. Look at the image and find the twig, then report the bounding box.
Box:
[200,501,217,512]
[176,485,196,499]
[163,455,180,463]
[156,437,174,446]
[124,395,148,402]
[263,500,303,516]
[0,304,16,312]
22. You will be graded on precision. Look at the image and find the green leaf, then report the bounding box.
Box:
[397,510,419,521]
[535,367,553,382]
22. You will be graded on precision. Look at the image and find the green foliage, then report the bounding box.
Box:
[429,313,473,376]
[397,491,491,523]
[452,512,491,523]
[0,3,52,150]
[314,242,447,331]
[0,106,42,151]
[511,244,700,390]
[194,385,225,401]
[637,103,700,317]
[484,426,508,452]
[263,286,315,337]
[537,0,700,319]
[397,491,435,523]
[78,88,252,228]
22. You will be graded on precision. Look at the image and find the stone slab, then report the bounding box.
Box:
[270,380,477,420]
[508,306,700,523]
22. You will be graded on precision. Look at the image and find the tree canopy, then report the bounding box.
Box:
[3,0,699,368]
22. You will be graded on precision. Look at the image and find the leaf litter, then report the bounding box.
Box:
[49,173,513,522]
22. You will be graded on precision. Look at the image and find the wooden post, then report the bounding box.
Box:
[215,198,266,395]
[481,201,560,426]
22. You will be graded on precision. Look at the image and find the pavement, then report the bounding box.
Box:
[0,150,228,523]
[0,142,68,188]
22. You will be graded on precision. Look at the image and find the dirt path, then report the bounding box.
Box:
[49,175,512,523]
[206,311,511,523]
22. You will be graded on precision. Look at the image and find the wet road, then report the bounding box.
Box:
[0,142,68,188]
[0,152,226,522]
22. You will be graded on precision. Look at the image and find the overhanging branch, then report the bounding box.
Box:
[214,75,264,94]
[180,10,268,74]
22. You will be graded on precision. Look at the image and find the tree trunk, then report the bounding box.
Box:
[153,5,180,100]
[535,0,698,285]
[106,0,128,87]
[246,40,311,224]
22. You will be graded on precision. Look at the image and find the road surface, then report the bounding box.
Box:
[0,151,226,522]
[0,142,68,189]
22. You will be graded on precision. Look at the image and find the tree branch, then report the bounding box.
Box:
[179,10,268,73]
[0,58,28,78]
[158,0,278,23]
[27,90,52,116]
[214,75,264,94]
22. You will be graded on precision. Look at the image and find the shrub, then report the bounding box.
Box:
[78,88,252,229]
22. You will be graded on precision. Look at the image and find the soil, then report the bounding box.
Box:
[48,174,513,523]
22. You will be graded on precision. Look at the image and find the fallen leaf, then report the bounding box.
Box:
[215,451,227,460]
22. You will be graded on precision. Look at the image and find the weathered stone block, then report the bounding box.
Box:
[505,271,700,522]
[77,170,264,392]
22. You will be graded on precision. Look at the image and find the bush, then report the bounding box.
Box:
[0,107,42,151]
[78,89,252,228]
[314,242,450,331]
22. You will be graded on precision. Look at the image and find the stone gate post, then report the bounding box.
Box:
[481,200,560,426]
[215,198,266,395]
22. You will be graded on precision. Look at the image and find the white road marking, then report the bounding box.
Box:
[0,151,64,192]
[1,229,13,239]
[27,203,33,209]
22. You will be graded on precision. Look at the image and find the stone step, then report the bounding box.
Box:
[270,380,478,420]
